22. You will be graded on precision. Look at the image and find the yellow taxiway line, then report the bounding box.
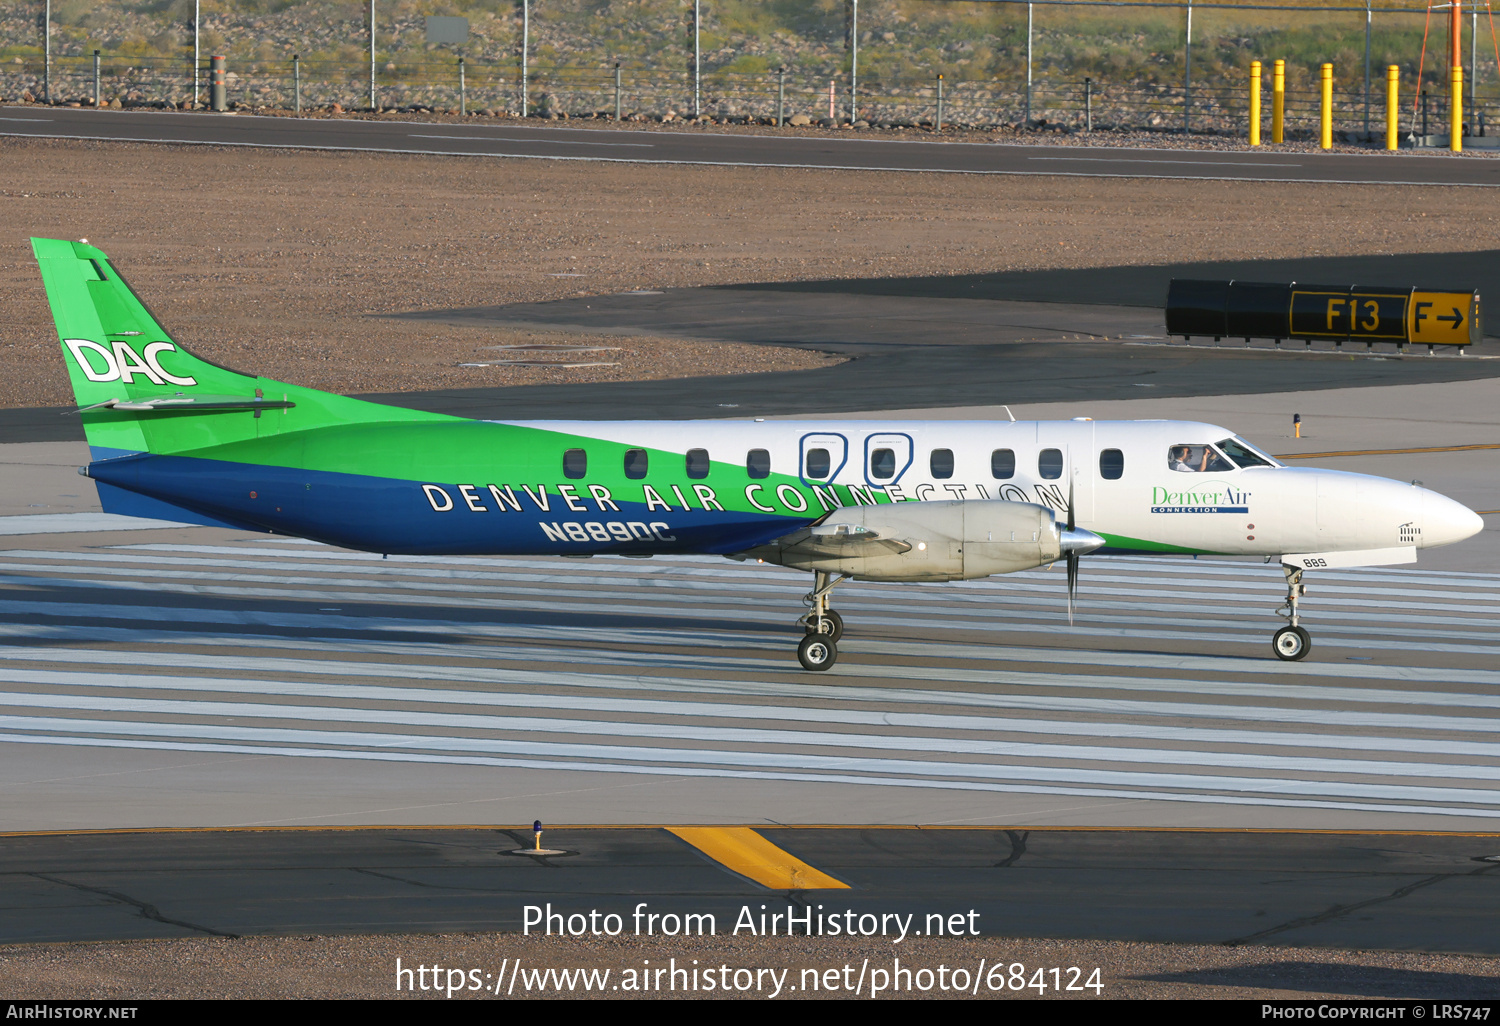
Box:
[1276,443,1500,460]
[667,826,849,891]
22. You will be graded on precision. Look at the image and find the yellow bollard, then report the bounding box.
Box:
[1272,59,1285,143]
[1451,65,1463,152]
[1320,63,1333,149]
[1386,65,1399,150]
[1249,61,1262,146]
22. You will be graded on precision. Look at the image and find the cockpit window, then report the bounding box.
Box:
[1168,443,1235,473]
[1216,437,1277,468]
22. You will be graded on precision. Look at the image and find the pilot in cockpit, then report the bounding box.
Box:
[1169,444,1233,473]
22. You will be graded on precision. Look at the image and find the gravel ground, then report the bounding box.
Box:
[3,135,1499,410]
[4,933,1499,1000]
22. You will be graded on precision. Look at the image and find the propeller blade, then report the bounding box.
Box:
[1065,468,1078,625]
[1066,552,1079,626]
[1059,465,1094,626]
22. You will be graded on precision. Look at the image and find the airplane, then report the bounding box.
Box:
[31,237,1485,670]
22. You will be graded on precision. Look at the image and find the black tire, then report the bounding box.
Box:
[1272,625,1311,661]
[804,608,845,644]
[797,634,838,672]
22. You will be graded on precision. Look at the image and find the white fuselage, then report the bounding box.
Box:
[512,418,1483,561]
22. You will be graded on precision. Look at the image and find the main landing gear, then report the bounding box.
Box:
[1273,565,1312,661]
[796,570,850,671]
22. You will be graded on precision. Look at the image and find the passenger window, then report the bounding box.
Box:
[805,447,832,480]
[1099,448,1124,480]
[930,448,954,479]
[563,448,587,479]
[869,447,896,480]
[1168,444,1234,474]
[991,448,1015,480]
[623,448,648,480]
[1038,448,1064,480]
[746,448,771,479]
[685,448,710,479]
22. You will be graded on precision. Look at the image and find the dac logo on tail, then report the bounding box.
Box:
[63,339,197,387]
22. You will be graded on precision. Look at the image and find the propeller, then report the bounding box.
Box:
[1057,473,1105,625]
[1066,477,1079,625]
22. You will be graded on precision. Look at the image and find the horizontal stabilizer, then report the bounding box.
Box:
[73,394,297,414]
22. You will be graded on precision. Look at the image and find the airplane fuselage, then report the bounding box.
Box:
[85,417,1481,568]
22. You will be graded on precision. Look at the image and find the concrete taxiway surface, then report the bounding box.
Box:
[0,378,1497,832]
[3,512,1499,828]
[5,826,1499,950]
[3,107,1499,185]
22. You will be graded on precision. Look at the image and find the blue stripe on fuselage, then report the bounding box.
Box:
[85,453,811,555]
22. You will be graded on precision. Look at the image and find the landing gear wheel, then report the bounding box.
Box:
[797,634,838,672]
[1273,625,1311,661]
[804,608,844,644]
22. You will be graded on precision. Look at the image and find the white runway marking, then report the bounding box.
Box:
[3,532,1500,820]
[5,691,1499,783]
[8,570,1499,655]
[6,730,1482,819]
[8,642,1500,713]
[0,513,188,535]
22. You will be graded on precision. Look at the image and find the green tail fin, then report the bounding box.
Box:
[32,237,449,457]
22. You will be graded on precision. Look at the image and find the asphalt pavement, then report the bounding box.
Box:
[374,261,1500,422]
[3,105,1500,185]
[5,827,1499,951]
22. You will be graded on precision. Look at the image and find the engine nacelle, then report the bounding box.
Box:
[744,500,1063,582]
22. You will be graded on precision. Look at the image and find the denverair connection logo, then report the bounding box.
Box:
[1151,481,1251,514]
[63,338,198,387]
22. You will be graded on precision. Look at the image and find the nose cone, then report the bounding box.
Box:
[1060,526,1106,557]
[1422,487,1485,548]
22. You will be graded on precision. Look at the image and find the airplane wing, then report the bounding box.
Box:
[757,520,915,561]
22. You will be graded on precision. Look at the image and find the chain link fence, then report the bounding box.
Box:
[2,1,1496,141]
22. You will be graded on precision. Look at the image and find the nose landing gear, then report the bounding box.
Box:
[797,634,838,671]
[796,570,850,670]
[1273,565,1312,661]
[805,607,844,643]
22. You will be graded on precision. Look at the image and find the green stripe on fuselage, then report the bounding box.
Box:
[1097,532,1221,556]
[178,420,890,518]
